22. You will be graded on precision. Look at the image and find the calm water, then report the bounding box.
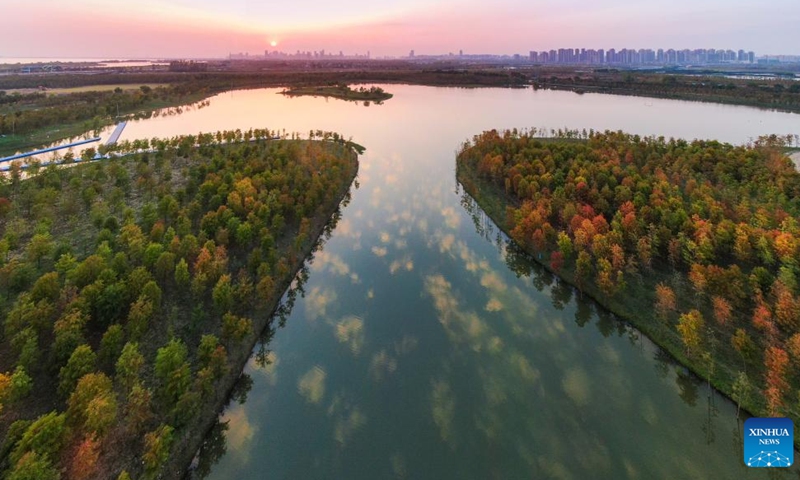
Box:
[60,87,800,478]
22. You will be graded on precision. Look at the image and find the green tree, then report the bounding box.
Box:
[58,345,97,398]
[123,382,152,434]
[731,371,751,419]
[212,274,234,313]
[52,310,88,367]
[677,310,704,356]
[13,328,40,372]
[198,335,228,378]
[0,367,33,412]
[154,251,176,281]
[731,328,756,363]
[575,251,592,289]
[141,280,162,307]
[158,194,179,224]
[142,424,175,473]
[66,373,114,430]
[7,452,60,480]
[97,324,125,370]
[26,233,53,268]
[222,313,253,343]
[116,342,145,391]
[154,338,190,406]
[143,243,164,268]
[557,232,573,260]
[127,296,154,341]
[29,272,60,303]
[10,412,67,465]
[125,266,152,298]
[92,281,128,327]
[70,255,106,287]
[174,258,190,289]
[9,367,33,402]
[84,390,117,436]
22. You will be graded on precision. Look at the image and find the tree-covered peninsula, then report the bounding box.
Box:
[457,129,800,429]
[0,130,359,479]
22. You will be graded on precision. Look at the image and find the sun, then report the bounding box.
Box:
[270,40,278,47]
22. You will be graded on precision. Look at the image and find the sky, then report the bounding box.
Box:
[1,0,798,58]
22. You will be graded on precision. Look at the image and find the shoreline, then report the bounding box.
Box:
[4,72,798,159]
[535,83,800,114]
[454,160,766,428]
[0,91,212,157]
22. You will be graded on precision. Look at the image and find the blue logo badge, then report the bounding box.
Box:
[744,417,793,468]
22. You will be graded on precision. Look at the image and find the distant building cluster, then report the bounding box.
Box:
[759,55,800,65]
[528,48,756,65]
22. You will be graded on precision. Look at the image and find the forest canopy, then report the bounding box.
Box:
[457,128,800,429]
[0,130,358,479]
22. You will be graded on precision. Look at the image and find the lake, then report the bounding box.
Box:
[67,87,800,478]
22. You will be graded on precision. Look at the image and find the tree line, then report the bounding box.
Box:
[0,86,194,137]
[535,72,800,112]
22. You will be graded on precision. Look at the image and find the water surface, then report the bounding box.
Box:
[71,87,800,478]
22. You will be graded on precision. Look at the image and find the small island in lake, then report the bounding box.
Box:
[280,84,393,103]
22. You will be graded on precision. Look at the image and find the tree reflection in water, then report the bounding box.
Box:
[457,175,736,453]
[189,189,352,479]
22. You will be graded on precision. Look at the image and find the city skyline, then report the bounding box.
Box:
[246,45,763,61]
[1,0,799,58]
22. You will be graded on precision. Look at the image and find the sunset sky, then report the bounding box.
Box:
[1,0,798,59]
